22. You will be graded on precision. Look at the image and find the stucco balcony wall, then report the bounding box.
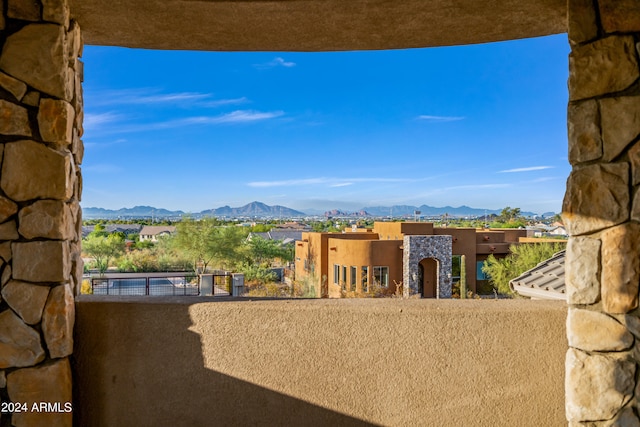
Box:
[74,298,566,426]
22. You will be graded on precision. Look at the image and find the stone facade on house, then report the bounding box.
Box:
[0,0,82,425]
[403,235,453,298]
[564,0,640,424]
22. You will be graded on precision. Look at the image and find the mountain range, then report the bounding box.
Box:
[82,202,305,219]
[82,202,553,219]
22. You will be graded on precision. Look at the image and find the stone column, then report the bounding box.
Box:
[564,0,640,424]
[0,0,83,425]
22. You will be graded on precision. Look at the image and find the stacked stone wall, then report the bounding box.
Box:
[402,235,452,298]
[0,0,82,425]
[565,0,640,424]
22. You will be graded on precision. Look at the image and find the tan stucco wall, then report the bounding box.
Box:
[74,298,566,426]
[297,232,381,297]
[374,222,434,239]
[327,238,403,296]
[70,0,566,51]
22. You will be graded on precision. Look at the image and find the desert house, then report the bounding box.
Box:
[295,221,528,297]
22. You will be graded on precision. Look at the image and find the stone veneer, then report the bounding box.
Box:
[564,0,640,424]
[0,0,82,425]
[403,235,452,298]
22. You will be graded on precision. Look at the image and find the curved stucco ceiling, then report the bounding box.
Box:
[70,0,567,51]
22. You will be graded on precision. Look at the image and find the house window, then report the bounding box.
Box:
[361,266,368,292]
[350,266,357,291]
[342,265,347,290]
[333,264,340,284]
[452,255,462,283]
[373,266,389,287]
[477,261,488,280]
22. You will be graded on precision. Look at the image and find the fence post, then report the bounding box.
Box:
[200,274,214,296]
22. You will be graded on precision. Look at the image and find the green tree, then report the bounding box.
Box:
[82,233,125,274]
[250,223,273,233]
[172,217,219,272]
[91,223,108,237]
[490,206,526,228]
[499,207,521,222]
[245,237,294,266]
[171,218,247,272]
[116,248,160,272]
[482,242,566,296]
[213,226,248,269]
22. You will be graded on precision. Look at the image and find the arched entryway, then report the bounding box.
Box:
[418,258,439,298]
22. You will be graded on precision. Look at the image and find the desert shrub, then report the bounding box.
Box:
[241,263,277,284]
[81,279,93,295]
[246,282,290,297]
[482,242,566,296]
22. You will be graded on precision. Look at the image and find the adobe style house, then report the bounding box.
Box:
[295,221,526,298]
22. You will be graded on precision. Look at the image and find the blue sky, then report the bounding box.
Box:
[82,34,570,215]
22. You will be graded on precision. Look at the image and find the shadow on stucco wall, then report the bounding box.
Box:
[73,297,566,426]
[72,297,376,426]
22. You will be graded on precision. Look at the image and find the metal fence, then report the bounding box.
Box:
[212,273,232,296]
[90,273,200,296]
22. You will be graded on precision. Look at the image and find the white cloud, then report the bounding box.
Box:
[180,110,285,124]
[83,112,122,131]
[247,177,410,188]
[202,97,249,107]
[95,110,284,134]
[89,88,213,105]
[529,177,557,183]
[416,115,465,123]
[254,57,297,69]
[273,57,296,67]
[127,92,212,104]
[444,183,512,190]
[89,88,249,109]
[499,166,554,173]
